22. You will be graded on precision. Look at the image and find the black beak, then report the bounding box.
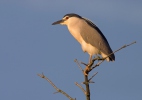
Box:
[52,19,64,25]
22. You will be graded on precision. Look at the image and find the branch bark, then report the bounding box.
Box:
[75,82,86,94]
[38,41,136,100]
[38,73,75,100]
[84,75,90,100]
[75,41,136,100]
[90,41,136,71]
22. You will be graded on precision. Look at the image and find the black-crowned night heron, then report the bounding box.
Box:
[52,13,115,64]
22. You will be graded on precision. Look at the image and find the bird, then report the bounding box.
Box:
[52,13,115,67]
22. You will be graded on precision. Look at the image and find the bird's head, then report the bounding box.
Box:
[52,13,82,26]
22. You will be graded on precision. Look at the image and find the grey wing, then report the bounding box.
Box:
[81,18,115,60]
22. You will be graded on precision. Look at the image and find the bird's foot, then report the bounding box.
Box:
[84,66,91,76]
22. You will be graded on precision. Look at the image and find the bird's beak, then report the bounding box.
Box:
[52,19,64,25]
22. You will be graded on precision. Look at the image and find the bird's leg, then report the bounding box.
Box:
[96,56,105,61]
[84,55,92,75]
[94,55,104,61]
[95,55,101,61]
[89,55,92,64]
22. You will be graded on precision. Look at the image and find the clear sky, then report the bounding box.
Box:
[0,0,142,100]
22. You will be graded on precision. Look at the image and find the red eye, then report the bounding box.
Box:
[65,16,69,20]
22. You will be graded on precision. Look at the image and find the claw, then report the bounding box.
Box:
[84,66,90,76]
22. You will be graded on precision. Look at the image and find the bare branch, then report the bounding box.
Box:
[83,57,100,75]
[88,81,95,83]
[104,41,136,60]
[37,73,75,100]
[81,62,88,66]
[81,41,136,100]
[74,59,84,74]
[84,75,90,100]
[90,41,136,71]
[75,82,86,95]
[89,72,98,82]
[38,41,136,100]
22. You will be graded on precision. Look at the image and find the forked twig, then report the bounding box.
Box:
[74,59,84,73]
[38,41,136,100]
[75,60,90,100]
[75,41,136,100]
[37,73,75,100]
[84,41,136,74]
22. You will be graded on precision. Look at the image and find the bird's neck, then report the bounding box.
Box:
[67,23,83,44]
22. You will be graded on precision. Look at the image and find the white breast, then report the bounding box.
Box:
[67,18,99,56]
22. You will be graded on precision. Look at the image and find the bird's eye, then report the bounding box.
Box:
[65,16,69,20]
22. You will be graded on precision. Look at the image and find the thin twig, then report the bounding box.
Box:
[90,41,136,71]
[81,62,88,66]
[89,81,95,83]
[74,59,84,73]
[75,82,86,95]
[89,72,98,82]
[74,61,91,100]
[37,73,75,100]
[104,41,136,60]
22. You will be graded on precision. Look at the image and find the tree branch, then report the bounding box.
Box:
[89,72,98,82]
[75,82,86,95]
[74,59,84,74]
[84,75,90,100]
[38,41,136,100]
[37,73,75,100]
[75,60,91,100]
[90,41,136,71]
[75,41,136,100]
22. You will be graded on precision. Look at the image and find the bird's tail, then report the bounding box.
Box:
[101,52,115,62]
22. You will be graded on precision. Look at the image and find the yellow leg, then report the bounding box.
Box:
[89,55,92,63]
[84,55,92,76]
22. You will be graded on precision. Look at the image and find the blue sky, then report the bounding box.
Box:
[0,0,142,100]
